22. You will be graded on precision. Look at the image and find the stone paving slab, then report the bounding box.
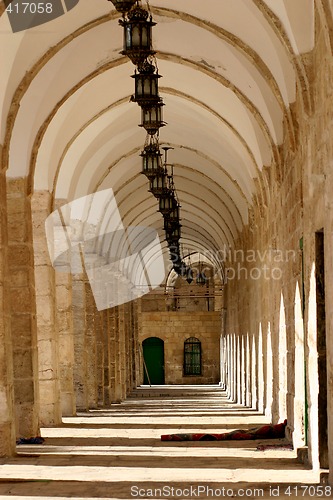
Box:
[0,386,327,499]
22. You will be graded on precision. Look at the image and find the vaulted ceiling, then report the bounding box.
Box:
[0,0,314,277]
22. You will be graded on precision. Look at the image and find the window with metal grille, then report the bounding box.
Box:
[184,337,201,376]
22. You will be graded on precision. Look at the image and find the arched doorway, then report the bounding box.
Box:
[142,337,165,385]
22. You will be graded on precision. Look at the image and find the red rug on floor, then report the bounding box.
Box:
[161,420,287,441]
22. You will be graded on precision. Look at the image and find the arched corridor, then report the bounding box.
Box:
[1,0,333,496]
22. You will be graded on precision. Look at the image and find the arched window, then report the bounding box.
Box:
[184,337,201,376]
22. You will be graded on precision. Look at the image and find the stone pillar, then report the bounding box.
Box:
[72,274,88,411]
[112,306,123,402]
[102,309,111,406]
[85,280,98,409]
[130,303,135,389]
[246,333,252,407]
[325,174,333,485]
[232,333,237,402]
[257,324,264,413]
[125,303,131,395]
[265,323,273,419]
[241,335,246,405]
[251,335,257,409]
[236,335,241,404]
[118,304,127,400]
[7,178,40,438]
[226,334,231,399]
[136,299,143,386]
[0,165,16,455]
[55,270,76,416]
[31,191,62,427]
[94,307,104,406]
[108,307,116,403]
[131,300,140,390]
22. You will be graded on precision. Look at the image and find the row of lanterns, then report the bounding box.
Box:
[108,0,207,285]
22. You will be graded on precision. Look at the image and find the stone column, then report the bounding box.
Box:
[246,333,252,407]
[0,165,16,455]
[102,309,111,406]
[31,191,62,427]
[251,334,257,409]
[72,274,88,411]
[241,335,246,405]
[7,178,40,438]
[129,301,138,391]
[325,173,333,484]
[55,270,76,416]
[257,324,264,413]
[236,335,241,404]
[114,306,123,402]
[136,299,143,386]
[85,280,98,409]
[125,303,131,395]
[118,304,127,400]
[94,308,104,406]
[226,334,231,399]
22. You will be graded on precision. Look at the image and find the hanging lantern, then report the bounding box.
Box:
[166,228,180,246]
[149,169,167,197]
[166,204,180,223]
[141,143,162,178]
[165,222,181,242]
[174,260,187,277]
[108,0,136,14]
[196,269,207,286]
[119,6,156,67]
[131,62,161,107]
[186,268,194,284]
[140,101,165,135]
[164,217,180,233]
[159,192,177,215]
[169,243,181,266]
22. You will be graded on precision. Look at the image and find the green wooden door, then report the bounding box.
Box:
[142,337,165,385]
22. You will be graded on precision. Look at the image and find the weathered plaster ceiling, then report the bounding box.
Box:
[0,0,314,267]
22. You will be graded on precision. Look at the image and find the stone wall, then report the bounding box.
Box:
[139,311,221,384]
[225,3,333,476]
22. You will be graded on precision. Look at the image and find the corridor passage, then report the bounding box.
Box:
[0,386,323,500]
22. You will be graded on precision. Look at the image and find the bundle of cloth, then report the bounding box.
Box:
[161,419,287,441]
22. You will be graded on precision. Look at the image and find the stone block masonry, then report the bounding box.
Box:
[139,311,221,384]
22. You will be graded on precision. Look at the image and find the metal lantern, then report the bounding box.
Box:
[186,268,194,284]
[165,222,181,241]
[164,217,180,233]
[196,270,207,286]
[141,143,162,178]
[140,101,165,135]
[108,0,136,14]
[169,243,181,263]
[149,169,167,197]
[119,6,156,67]
[174,261,187,277]
[166,204,180,223]
[164,223,181,243]
[159,192,177,215]
[131,63,161,107]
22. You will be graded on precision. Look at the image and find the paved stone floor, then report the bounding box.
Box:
[0,386,328,499]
